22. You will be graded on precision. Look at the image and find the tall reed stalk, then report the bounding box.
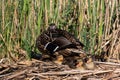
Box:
[0,0,119,60]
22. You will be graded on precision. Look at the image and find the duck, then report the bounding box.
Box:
[83,55,95,70]
[76,59,85,70]
[35,23,89,67]
[53,53,64,65]
[36,23,85,55]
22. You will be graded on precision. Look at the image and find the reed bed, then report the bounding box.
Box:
[0,0,119,61]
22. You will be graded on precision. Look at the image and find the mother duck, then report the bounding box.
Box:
[36,23,84,55]
[35,24,95,69]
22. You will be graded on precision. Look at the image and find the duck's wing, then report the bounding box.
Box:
[36,31,51,53]
[57,29,84,49]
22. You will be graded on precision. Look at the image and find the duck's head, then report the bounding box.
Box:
[47,23,57,32]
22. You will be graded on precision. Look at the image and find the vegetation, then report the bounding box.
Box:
[0,0,119,61]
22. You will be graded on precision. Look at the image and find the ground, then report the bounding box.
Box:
[0,58,120,80]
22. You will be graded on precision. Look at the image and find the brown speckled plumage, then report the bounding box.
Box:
[36,23,84,54]
[35,23,91,68]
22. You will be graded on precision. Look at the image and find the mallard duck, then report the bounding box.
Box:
[35,23,88,67]
[76,59,85,70]
[84,55,95,70]
[36,23,84,55]
[54,54,64,65]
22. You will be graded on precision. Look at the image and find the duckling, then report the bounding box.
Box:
[54,54,64,65]
[76,59,85,70]
[84,56,95,70]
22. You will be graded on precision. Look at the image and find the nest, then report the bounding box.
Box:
[0,56,120,80]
